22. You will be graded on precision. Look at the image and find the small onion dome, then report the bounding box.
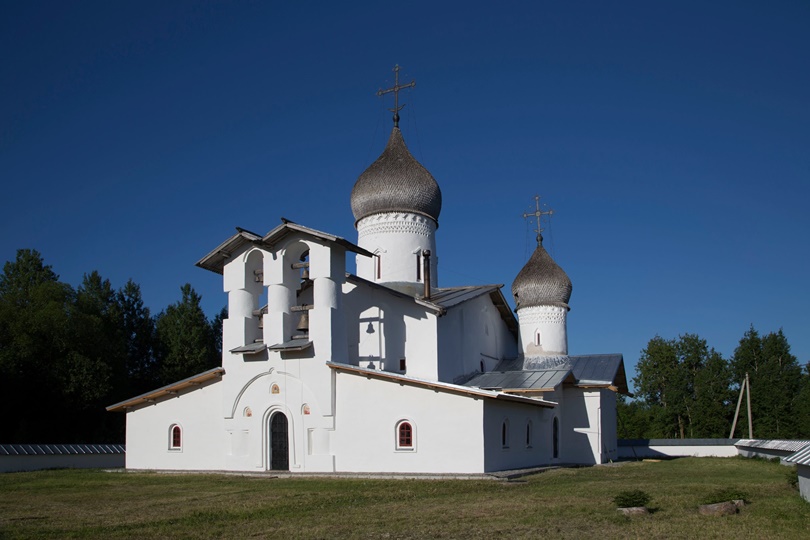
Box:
[512,240,572,309]
[351,127,442,225]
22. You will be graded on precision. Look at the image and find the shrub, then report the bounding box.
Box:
[701,487,748,505]
[613,490,651,508]
[785,465,799,490]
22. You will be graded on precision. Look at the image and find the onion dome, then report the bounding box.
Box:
[351,127,442,225]
[512,238,572,309]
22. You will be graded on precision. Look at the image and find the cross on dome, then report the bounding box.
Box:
[377,64,415,128]
[522,195,554,245]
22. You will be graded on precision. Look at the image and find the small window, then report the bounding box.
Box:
[396,420,415,451]
[170,424,182,450]
[501,419,510,449]
[399,358,406,372]
[525,420,533,448]
[535,330,542,347]
[553,417,559,459]
[415,253,421,281]
[375,254,381,280]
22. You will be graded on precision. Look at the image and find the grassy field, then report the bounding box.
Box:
[1,457,808,539]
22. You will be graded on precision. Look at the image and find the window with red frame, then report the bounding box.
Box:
[398,422,412,448]
[171,425,182,449]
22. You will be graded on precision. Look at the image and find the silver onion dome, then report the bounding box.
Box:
[351,127,442,225]
[512,239,572,309]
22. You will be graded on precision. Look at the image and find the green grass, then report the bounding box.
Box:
[1,457,808,539]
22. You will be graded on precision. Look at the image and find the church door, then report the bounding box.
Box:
[269,412,289,471]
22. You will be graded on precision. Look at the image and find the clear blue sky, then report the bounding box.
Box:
[2,1,808,388]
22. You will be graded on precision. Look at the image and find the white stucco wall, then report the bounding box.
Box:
[437,293,518,383]
[616,444,739,459]
[560,388,605,465]
[482,400,554,472]
[333,371,485,473]
[125,378,224,470]
[355,212,438,296]
[517,305,568,356]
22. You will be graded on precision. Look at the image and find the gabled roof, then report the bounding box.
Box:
[196,220,373,275]
[464,353,628,394]
[736,439,810,453]
[327,362,557,408]
[107,367,225,412]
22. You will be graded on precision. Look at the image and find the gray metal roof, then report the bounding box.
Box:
[0,444,125,456]
[785,444,810,466]
[570,354,626,388]
[230,343,267,354]
[351,127,442,224]
[511,240,572,309]
[268,338,312,352]
[428,285,502,308]
[468,353,628,394]
[463,369,573,391]
[736,439,810,452]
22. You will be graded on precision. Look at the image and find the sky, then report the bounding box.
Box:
[2,1,808,388]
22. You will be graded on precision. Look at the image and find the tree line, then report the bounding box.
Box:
[620,330,810,440]
[0,249,225,444]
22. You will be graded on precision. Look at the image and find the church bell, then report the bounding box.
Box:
[296,311,309,333]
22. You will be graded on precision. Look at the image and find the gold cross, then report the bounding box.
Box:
[377,64,415,128]
[523,195,554,245]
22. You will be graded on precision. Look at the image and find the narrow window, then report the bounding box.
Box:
[415,253,421,281]
[396,420,415,451]
[480,360,485,372]
[501,419,509,449]
[535,330,542,347]
[375,254,381,280]
[525,420,533,448]
[399,358,406,372]
[170,424,182,450]
[553,417,559,459]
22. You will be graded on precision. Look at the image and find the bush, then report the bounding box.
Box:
[613,490,652,508]
[785,465,799,490]
[701,487,748,505]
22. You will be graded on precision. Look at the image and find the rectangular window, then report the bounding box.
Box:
[415,253,421,281]
[399,358,406,372]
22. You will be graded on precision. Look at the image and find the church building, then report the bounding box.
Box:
[108,70,628,474]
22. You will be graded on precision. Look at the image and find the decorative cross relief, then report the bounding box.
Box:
[377,64,415,128]
[522,195,554,245]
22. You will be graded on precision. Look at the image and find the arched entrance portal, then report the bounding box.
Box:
[268,412,289,471]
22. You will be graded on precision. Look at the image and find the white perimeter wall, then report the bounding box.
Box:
[617,444,739,459]
[125,379,224,470]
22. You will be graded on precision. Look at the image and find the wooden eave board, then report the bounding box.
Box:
[106,367,225,412]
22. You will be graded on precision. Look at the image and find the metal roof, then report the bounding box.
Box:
[107,367,225,412]
[268,338,312,352]
[463,369,573,391]
[328,362,557,408]
[785,444,810,466]
[230,342,267,354]
[466,353,628,394]
[736,439,810,452]
[197,221,372,275]
[570,354,628,393]
[0,444,125,456]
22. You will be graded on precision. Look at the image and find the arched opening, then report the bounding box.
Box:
[268,412,289,470]
[169,424,182,450]
[396,421,413,450]
[553,417,559,459]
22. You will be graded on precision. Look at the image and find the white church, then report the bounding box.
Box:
[108,75,628,474]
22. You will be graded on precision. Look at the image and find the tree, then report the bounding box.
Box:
[634,334,732,438]
[155,284,219,385]
[118,279,158,395]
[0,250,75,441]
[730,327,803,438]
